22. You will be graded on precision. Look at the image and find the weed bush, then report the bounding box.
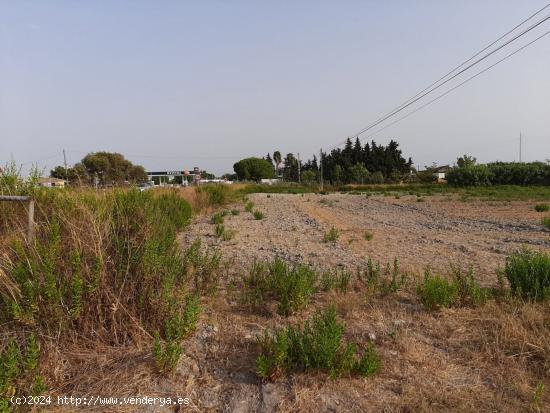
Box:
[534,203,549,212]
[210,212,225,225]
[450,264,491,306]
[364,231,374,241]
[256,306,380,380]
[417,270,459,311]
[242,259,317,316]
[323,227,340,243]
[184,239,222,294]
[253,210,265,220]
[319,269,352,293]
[245,201,254,212]
[543,217,550,230]
[196,184,231,206]
[505,248,550,301]
[231,209,240,216]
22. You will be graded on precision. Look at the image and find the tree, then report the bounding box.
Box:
[282,153,299,181]
[349,163,369,184]
[50,152,147,186]
[457,154,477,168]
[332,164,343,184]
[233,157,275,181]
[273,151,282,177]
[80,152,147,185]
[301,170,317,184]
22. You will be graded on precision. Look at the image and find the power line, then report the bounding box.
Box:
[326,7,550,151]
[350,4,550,139]
[358,29,550,141]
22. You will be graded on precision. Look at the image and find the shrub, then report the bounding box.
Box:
[450,264,491,306]
[323,227,340,243]
[242,258,317,316]
[253,210,265,220]
[447,162,550,186]
[543,217,550,230]
[417,270,459,311]
[0,334,46,408]
[210,212,225,225]
[534,203,549,212]
[196,184,231,206]
[214,223,234,241]
[184,239,222,294]
[153,294,200,373]
[231,209,240,216]
[245,201,254,212]
[505,248,550,301]
[319,269,352,293]
[364,231,374,241]
[256,306,380,380]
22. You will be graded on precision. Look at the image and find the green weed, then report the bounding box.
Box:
[256,306,380,380]
[253,210,265,220]
[505,248,550,301]
[323,227,340,243]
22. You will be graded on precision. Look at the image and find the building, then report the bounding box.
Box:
[432,165,450,182]
[38,177,66,188]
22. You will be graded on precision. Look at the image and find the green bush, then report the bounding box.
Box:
[534,203,549,212]
[319,269,352,293]
[450,264,491,306]
[245,201,254,212]
[253,210,265,220]
[210,212,225,225]
[417,271,459,311]
[242,259,317,316]
[0,334,47,408]
[447,162,550,186]
[543,217,550,230]
[256,306,380,380]
[153,294,200,373]
[184,239,222,294]
[505,248,550,301]
[214,223,234,241]
[323,227,340,243]
[196,184,231,206]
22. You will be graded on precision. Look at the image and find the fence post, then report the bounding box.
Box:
[27,199,35,242]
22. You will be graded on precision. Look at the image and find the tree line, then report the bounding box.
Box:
[233,137,413,184]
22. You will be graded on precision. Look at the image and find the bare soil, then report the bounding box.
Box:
[172,193,549,412]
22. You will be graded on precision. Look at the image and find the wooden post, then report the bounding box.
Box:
[0,195,34,242]
[27,199,35,242]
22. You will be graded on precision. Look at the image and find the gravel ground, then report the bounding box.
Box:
[168,193,550,412]
[185,193,550,283]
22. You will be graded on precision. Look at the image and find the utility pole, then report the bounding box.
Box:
[519,132,522,163]
[319,148,323,191]
[297,152,301,184]
[63,149,68,181]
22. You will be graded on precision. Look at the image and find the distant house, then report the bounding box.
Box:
[432,165,450,182]
[38,177,66,188]
[260,179,280,185]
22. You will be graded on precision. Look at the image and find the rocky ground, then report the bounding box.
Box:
[166,193,548,412]
[185,192,549,282]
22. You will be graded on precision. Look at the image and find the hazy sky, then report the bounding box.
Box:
[1,0,549,176]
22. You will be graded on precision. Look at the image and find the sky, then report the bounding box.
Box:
[1,0,549,176]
